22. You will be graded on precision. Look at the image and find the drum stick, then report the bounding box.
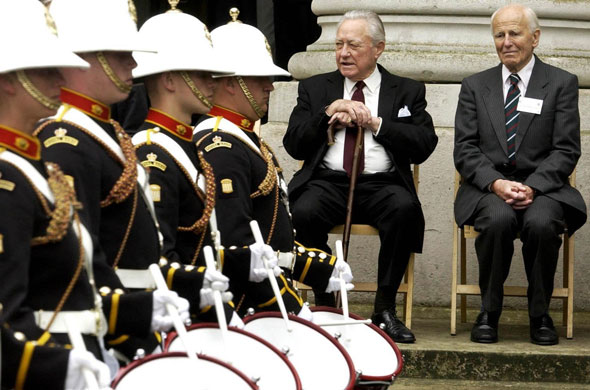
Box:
[203,246,230,351]
[209,208,222,254]
[314,318,372,327]
[148,264,199,361]
[335,240,349,320]
[249,220,292,332]
[64,315,100,390]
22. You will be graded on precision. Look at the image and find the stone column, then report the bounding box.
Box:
[289,0,590,85]
[266,0,590,309]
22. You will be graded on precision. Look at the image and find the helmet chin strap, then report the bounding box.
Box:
[179,71,212,109]
[16,70,60,110]
[96,51,132,94]
[236,76,265,119]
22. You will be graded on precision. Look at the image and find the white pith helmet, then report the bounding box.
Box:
[133,9,233,78]
[50,0,154,53]
[0,0,89,73]
[211,8,290,78]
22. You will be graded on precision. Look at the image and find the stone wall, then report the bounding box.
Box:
[264,82,590,311]
[263,0,590,310]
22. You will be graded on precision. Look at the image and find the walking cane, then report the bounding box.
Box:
[336,124,364,308]
[342,124,364,262]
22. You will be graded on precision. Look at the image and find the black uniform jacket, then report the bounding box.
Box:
[0,125,97,389]
[195,106,336,313]
[134,109,249,321]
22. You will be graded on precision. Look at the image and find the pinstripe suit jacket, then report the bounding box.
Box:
[453,55,587,233]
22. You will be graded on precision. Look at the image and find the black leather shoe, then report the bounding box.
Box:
[530,314,558,345]
[371,309,415,343]
[470,311,499,343]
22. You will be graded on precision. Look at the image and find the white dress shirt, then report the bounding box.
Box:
[502,55,535,102]
[322,67,393,173]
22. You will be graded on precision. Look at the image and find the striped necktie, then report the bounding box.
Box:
[505,73,521,165]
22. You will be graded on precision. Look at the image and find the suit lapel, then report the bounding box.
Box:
[377,65,397,119]
[482,65,508,155]
[316,71,344,163]
[516,58,548,152]
[326,70,344,105]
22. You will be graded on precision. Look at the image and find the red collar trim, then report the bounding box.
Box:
[208,105,255,132]
[0,125,41,160]
[145,108,193,141]
[60,88,111,122]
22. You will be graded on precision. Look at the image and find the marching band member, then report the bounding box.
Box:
[34,0,192,362]
[131,2,246,325]
[194,9,354,318]
[0,1,110,388]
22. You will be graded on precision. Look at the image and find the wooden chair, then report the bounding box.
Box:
[296,165,419,329]
[450,170,575,339]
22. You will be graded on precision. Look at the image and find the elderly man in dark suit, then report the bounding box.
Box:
[283,10,438,343]
[454,4,587,345]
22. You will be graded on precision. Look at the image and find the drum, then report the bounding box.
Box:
[111,351,257,390]
[243,311,356,390]
[164,323,301,390]
[310,307,403,389]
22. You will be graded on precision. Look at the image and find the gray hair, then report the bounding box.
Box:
[491,4,540,34]
[338,10,385,46]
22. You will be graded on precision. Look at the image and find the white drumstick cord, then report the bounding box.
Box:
[203,246,230,362]
[335,240,349,320]
[65,315,101,390]
[249,220,292,332]
[336,240,352,343]
[148,264,199,362]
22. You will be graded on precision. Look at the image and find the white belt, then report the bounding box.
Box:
[115,268,157,289]
[278,252,294,269]
[34,310,104,336]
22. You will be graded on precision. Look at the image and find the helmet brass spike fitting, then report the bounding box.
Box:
[167,0,182,13]
[228,7,242,24]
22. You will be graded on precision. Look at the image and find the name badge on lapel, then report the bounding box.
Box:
[517,97,543,115]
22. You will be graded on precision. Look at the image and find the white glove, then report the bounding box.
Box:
[229,311,245,329]
[297,303,313,322]
[200,268,233,309]
[151,289,190,332]
[65,349,111,390]
[325,258,354,293]
[249,242,281,282]
[204,267,230,292]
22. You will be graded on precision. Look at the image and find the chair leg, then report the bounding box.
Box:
[460,231,467,323]
[403,254,414,329]
[566,234,574,339]
[451,223,459,335]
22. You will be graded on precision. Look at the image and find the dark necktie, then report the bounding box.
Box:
[343,80,365,177]
[505,73,521,166]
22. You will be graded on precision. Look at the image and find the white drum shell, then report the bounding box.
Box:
[243,313,356,390]
[311,310,401,381]
[112,353,255,390]
[166,325,300,390]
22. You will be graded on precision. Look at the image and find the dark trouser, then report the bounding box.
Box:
[473,194,565,318]
[291,170,421,310]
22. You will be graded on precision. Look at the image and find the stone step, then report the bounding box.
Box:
[390,378,590,389]
[343,304,590,385]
